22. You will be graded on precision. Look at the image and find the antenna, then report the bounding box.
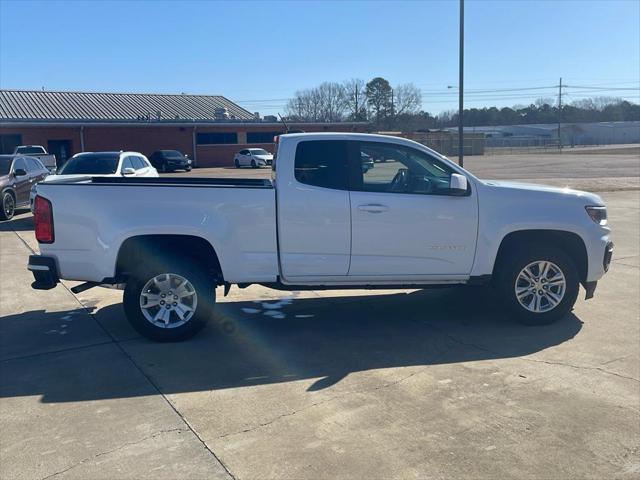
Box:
[277,113,290,133]
[278,113,305,134]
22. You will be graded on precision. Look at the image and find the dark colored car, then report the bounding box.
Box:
[149,150,192,173]
[0,155,49,220]
[361,151,374,173]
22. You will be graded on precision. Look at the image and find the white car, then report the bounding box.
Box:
[234,148,273,168]
[29,133,612,342]
[30,151,157,211]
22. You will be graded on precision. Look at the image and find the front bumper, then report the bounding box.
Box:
[584,241,614,300]
[167,161,191,169]
[603,241,614,272]
[28,255,59,290]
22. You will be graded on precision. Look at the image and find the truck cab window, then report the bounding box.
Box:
[355,142,455,195]
[294,140,348,190]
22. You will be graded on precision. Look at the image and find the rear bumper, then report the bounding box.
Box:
[28,255,59,290]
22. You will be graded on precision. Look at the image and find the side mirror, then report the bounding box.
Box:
[14,168,27,177]
[449,173,468,196]
[122,167,135,176]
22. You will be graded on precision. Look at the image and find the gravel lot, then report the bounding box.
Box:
[1,150,638,479]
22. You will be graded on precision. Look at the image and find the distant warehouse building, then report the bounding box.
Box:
[0,89,368,167]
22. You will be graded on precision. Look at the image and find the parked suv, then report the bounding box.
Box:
[149,150,192,173]
[0,155,49,220]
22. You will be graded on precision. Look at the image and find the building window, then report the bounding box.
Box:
[247,131,282,143]
[196,132,238,145]
[0,134,22,154]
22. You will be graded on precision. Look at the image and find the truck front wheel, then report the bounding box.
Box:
[495,245,580,325]
[123,260,215,341]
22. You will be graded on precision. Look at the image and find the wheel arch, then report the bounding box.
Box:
[115,234,224,284]
[493,229,588,284]
[1,187,16,201]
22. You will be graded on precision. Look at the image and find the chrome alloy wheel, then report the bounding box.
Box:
[3,194,15,219]
[515,260,566,313]
[139,273,198,328]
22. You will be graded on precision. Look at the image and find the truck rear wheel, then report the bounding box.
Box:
[495,245,579,325]
[123,259,215,341]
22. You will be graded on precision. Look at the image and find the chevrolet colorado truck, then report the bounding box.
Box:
[28,133,613,341]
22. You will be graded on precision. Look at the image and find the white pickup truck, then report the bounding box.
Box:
[28,133,613,341]
[13,146,57,172]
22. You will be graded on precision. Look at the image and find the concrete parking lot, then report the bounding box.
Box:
[1,151,639,479]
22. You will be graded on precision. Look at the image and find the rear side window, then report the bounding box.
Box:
[294,140,348,190]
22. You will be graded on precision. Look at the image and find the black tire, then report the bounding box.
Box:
[185,167,192,172]
[251,159,257,168]
[494,244,579,325]
[123,258,215,341]
[1,192,15,221]
[234,159,240,168]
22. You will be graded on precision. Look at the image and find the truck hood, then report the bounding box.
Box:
[481,179,605,206]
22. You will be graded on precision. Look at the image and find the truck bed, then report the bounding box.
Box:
[36,178,278,283]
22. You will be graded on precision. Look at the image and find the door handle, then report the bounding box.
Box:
[358,204,389,213]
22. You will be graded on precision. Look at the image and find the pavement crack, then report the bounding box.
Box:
[520,357,640,383]
[218,370,425,439]
[40,428,188,479]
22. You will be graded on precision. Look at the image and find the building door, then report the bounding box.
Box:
[47,140,73,167]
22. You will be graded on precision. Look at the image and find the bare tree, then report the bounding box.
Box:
[393,83,422,116]
[535,97,555,107]
[343,78,367,121]
[286,82,347,122]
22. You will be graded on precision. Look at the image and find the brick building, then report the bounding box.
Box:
[0,90,368,167]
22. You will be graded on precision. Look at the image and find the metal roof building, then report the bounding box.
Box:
[0,89,367,167]
[0,89,255,122]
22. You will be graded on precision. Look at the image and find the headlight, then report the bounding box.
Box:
[585,206,607,225]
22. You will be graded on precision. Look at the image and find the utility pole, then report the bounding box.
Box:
[557,77,563,150]
[355,84,359,120]
[391,88,395,122]
[458,0,465,167]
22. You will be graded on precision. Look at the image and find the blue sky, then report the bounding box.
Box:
[1,0,638,115]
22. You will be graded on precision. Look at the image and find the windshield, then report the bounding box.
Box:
[250,149,270,156]
[16,146,45,154]
[0,157,12,176]
[162,150,184,158]
[58,154,119,175]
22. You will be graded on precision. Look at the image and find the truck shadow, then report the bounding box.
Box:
[0,287,583,403]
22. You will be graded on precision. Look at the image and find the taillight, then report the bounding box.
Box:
[34,196,54,243]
